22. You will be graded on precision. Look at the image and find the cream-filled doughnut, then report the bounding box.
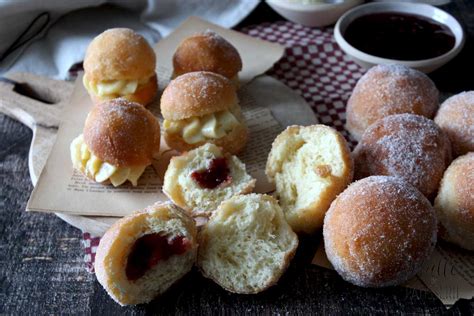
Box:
[161,71,247,154]
[95,202,197,305]
[83,28,157,106]
[70,99,160,186]
[346,64,439,140]
[435,153,474,250]
[172,30,242,84]
[323,176,437,287]
[163,143,255,217]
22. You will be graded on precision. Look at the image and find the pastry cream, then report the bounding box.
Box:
[83,75,151,98]
[163,109,240,144]
[70,134,147,186]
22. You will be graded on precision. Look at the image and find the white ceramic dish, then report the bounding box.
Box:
[334,2,465,73]
[267,0,364,27]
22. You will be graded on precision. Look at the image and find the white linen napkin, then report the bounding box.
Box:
[0,0,259,79]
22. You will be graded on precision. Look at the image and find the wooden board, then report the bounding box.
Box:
[0,72,317,236]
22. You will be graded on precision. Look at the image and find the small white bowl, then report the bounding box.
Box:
[334,2,465,73]
[267,0,364,27]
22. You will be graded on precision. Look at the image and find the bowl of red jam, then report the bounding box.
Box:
[334,2,464,73]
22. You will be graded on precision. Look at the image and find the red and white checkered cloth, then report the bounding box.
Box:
[82,21,366,272]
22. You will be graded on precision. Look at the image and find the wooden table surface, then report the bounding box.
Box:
[1,2,473,314]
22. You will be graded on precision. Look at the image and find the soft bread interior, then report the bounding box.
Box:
[198,194,298,294]
[95,203,197,305]
[163,143,255,216]
[266,125,353,234]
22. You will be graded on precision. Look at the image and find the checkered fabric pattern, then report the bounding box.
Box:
[81,21,366,272]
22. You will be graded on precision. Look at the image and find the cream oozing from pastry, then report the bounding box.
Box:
[70,134,147,186]
[83,75,152,98]
[163,109,241,144]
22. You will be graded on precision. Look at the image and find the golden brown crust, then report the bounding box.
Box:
[84,28,156,81]
[353,113,451,199]
[434,153,474,250]
[83,99,160,167]
[346,64,439,141]
[94,202,198,305]
[89,74,158,107]
[164,123,248,154]
[160,71,238,121]
[172,31,242,80]
[434,91,474,157]
[323,176,437,287]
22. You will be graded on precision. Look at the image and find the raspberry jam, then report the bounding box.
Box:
[191,157,231,189]
[344,12,455,60]
[126,233,190,281]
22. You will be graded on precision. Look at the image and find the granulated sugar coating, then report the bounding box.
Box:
[323,176,437,288]
[346,64,439,140]
[160,71,237,121]
[84,98,160,167]
[172,30,242,79]
[435,91,474,156]
[353,113,452,198]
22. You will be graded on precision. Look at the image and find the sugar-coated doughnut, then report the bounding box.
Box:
[172,30,242,84]
[266,125,353,234]
[434,91,474,157]
[353,113,451,198]
[83,28,157,106]
[435,153,474,250]
[161,71,248,154]
[198,194,298,294]
[70,99,160,186]
[163,143,255,217]
[323,176,437,287]
[346,64,439,140]
[95,202,198,305]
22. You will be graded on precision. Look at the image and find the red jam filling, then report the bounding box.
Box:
[190,157,231,189]
[126,233,190,281]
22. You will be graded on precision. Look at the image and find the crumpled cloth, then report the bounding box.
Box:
[0,0,258,79]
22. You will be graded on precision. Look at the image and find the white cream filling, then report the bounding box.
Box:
[83,76,151,97]
[70,134,147,186]
[163,109,241,144]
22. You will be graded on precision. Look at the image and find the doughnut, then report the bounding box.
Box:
[434,91,474,157]
[435,153,474,250]
[265,125,353,234]
[161,71,248,154]
[83,28,157,106]
[172,30,242,85]
[70,99,160,186]
[198,194,298,294]
[323,176,437,287]
[163,143,255,218]
[346,64,439,140]
[95,202,198,305]
[353,113,451,198]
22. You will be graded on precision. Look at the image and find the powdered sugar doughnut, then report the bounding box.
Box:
[346,64,439,140]
[434,91,474,157]
[323,176,437,288]
[434,153,474,250]
[353,113,451,199]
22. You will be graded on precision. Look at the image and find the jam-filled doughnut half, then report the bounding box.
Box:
[163,143,255,218]
[83,28,158,106]
[160,71,248,154]
[70,99,160,187]
[95,202,197,305]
